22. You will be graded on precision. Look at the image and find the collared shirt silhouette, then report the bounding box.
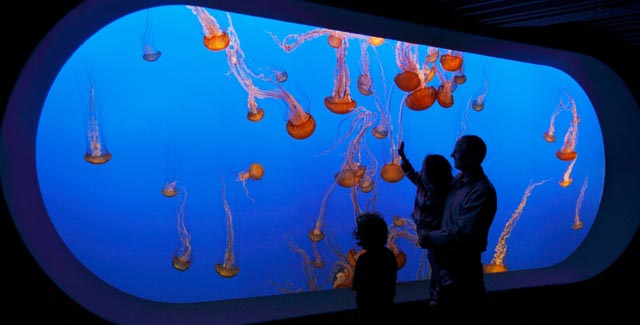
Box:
[419,135,497,309]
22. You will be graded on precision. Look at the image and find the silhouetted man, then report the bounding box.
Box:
[419,135,497,311]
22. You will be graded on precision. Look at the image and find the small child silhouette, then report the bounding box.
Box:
[351,212,398,324]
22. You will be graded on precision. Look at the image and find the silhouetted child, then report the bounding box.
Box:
[397,141,454,306]
[351,212,398,324]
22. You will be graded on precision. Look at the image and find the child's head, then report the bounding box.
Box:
[353,212,388,250]
[421,154,453,188]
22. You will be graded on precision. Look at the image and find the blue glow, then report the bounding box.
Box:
[36,5,604,303]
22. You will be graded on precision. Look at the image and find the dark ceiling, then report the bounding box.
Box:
[308,0,640,97]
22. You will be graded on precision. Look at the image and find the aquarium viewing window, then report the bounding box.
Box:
[2,1,639,324]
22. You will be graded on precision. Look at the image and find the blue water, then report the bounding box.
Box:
[36,5,604,303]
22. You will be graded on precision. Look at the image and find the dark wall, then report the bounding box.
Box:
[2,1,638,323]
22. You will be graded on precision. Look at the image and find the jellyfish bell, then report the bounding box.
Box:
[572,220,584,230]
[392,216,405,227]
[368,36,384,46]
[371,124,389,139]
[380,162,404,183]
[247,108,265,122]
[247,162,264,180]
[394,70,421,92]
[327,32,343,48]
[142,50,161,62]
[203,31,230,51]
[84,152,112,165]
[406,86,437,111]
[453,74,467,85]
[311,259,326,269]
[483,263,508,274]
[286,113,316,140]
[472,100,485,112]
[215,263,240,278]
[357,74,373,96]
[172,255,191,271]
[161,182,179,197]
[425,47,439,63]
[543,132,556,143]
[556,150,577,161]
[440,53,463,72]
[324,96,357,114]
[358,176,374,193]
[335,165,366,187]
[275,70,288,83]
[308,229,325,242]
[436,85,454,108]
[559,178,573,188]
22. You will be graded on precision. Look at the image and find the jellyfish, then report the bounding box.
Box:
[405,85,437,111]
[309,181,337,242]
[237,162,264,202]
[484,179,550,273]
[425,46,440,63]
[324,39,357,114]
[357,41,374,96]
[435,67,455,109]
[285,236,323,290]
[559,157,577,188]
[394,41,421,92]
[215,177,240,278]
[187,5,229,51]
[140,9,161,62]
[439,49,464,72]
[386,231,407,269]
[471,77,489,112]
[84,82,112,165]
[556,93,580,161]
[310,241,326,269]
[368,36,385,46]
[269,28,341,53]
[573,176,588,230]
[543,103,561,143]
[161,142,180,197]
[334,107,375,188]
[172,186,191,271]
[457,98,473,139]
[453,65,467,85]
[224,15,315,139]
[380,98,405,183]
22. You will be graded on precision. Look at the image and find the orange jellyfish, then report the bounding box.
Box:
[84,82,112,165]
[172,186,192,271]
[484,179,549,273]
[215,178,240,278]
[543,97,566,143]
[573,176,588,230]
[324,39,357,114]
[439,49,464,72]
[237,162,264,202]
[394,42,421,92]
[357,41,374,96]
[453,65,467,85]
[140,9,161,62]
[559,157,577,188]
[161,142,180,197]
[269,28,341,53]
[435,68,455,109]
[369,36,385,46]
[310,241,326,269]
[309,181,337,242]
[405,85,437,111]
[425,46,440,63]
[246,94,265,122]
[187,5,229,51]
[387,231,407,269]
[334,107,375,187]
[556,93,580,161]
[471,78,489,112]
[225,16,315,139]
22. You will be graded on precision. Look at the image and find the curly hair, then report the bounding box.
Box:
[353,212,389,250]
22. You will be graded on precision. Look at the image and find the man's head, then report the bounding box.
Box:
[451,135,487,171]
